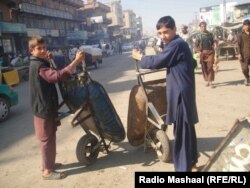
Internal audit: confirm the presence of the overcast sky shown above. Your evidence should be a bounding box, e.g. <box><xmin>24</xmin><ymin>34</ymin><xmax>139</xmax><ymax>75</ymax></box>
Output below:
<box><xmin>99</xmin><ymin>0</ymin><xmax>249</xmax><ymax>34</ymax></box>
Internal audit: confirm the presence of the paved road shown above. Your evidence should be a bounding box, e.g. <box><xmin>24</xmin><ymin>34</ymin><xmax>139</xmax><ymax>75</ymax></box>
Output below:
<box><xmin>0</xmin><ymin>54</ymin><xmax>249</xmax><ymax>187</ymax></box>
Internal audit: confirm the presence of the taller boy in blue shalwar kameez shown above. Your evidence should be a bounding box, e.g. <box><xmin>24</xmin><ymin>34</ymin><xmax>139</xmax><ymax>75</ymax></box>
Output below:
<box><xmin>132</xmin><ymin>16</ymin><xmax>199</xmax><ymax>172</ymax></box>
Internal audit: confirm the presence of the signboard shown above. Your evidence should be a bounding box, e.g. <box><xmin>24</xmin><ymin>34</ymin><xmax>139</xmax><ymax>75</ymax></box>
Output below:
<box><xmin>202</xmin><ymin>116</ymin><xmax>250</xmax><ymax>171</ymax></box>
<box><xmin>50</xmin><ymin>30</ymin><xmax>59</xmax><ymax>37</ymax></box>
<box><xmin>200</xmin><ymin>6</ymin><xmax>216</xmax><ymax>25</ymax></box>
<box><xmin>46</xmin><ymin>29</ymin><xmax>59</xmax><ymax>37</ymax></box>
<box><xmin>0</xmin><ymin>22</ymin><xmax>27</xmax><ymax>33</ymax></box>
<box><xmin>210</xmin><ymin>6</ymin><xmax>220</xmax><ymax>25</ymax></box>
<box><xmin>67</xmin><ymin>30</ymin><xmax>88</xmax><ymax>40</ymax></box>
<box><xmin>90</xmin><ymin>16</ymin><xmax>104</xmax><ymax>23</ymax></box>
<box><xmin>27</xmin><ymin>28</ymin><xmax>40</xmax><ymax>36</ymax></box>
<box><xmin>27</xmin><ymin>28</ymin><xmax>46</xmax><ymax>37</ymax></box>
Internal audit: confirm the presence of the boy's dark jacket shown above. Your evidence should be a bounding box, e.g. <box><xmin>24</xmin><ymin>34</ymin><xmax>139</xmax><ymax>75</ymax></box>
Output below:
<box><xmin>29</xmin><ymin>56</ymin><xmax>58</xmax><ymax>119</ymax></box>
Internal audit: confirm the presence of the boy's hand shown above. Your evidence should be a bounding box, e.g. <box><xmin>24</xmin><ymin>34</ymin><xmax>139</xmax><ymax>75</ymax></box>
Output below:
<box><xmin>47</xmin><ymin>51</ymin><xmax>53</xmax><ymax>59</ymax></box>
<box><xmin>75</xmin><ymin>50</ymin><xmax>85</xmax><ymax>63</ymax></box>
<box><xmin>132</xmin><ymin>49</ymin><xmax>143</xmax><ymax>61</ymax></box>
<box><xmin>71</xmin><ymin>50</ymin><xmax>85</xmax><ymax>67</ymax></box>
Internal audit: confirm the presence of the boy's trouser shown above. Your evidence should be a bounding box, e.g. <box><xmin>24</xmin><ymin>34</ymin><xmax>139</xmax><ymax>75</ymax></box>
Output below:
<box><xmin>173</xmin><ymin>102</ymin><xmax>198</xmax><ymax>172</ymax></box>
<box><xmin>200</xmin><ymin>51</ymin><xmax>215</xmax><ymax>82</ymax></box>
<box><xmin>34</xmin><ymin>116</ymin><xmax>57</xmax><ymax>171</ymax></box>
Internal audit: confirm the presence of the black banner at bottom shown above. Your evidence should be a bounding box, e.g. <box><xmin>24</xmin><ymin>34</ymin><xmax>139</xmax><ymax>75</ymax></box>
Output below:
<box><xmin>135</xmin><ymin>172</ymin><xmax>250</xmax><ymax>187</ymax></box>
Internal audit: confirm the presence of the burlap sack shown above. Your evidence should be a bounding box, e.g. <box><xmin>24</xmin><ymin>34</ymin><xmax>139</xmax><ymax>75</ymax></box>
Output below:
<box><xmin>127</xmin><ymin>79</ymin><xmax>167</xmax><ymax>146</ymax></box>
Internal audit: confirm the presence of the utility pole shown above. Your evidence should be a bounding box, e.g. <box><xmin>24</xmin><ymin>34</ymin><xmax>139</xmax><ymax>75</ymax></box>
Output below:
<box><xmin>194</xmin><ymin>12</ymin><xmax>199</xmax><ymax>30</ymax></box>
<box><xmin>223</xmin><ymin>0</ymin><xmax>227</xmax><ymax>23</ymax></box>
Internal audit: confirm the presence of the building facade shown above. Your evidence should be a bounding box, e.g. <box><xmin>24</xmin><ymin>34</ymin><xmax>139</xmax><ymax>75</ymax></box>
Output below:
<box><xmin>122</xmin><ymin>9</ymin><xmax>137</xmax><ymax>41</ymax></box>
<box><xmin>79</xmin><ymin>0</ymin><xmax>111</xmax><ymax>44</ymax></box>
<box><xmin>199</xmin><ymin>2</ymin><xmax>250</xmax><ymax>26</ymax></box>
<box><xmin>0</xmin><ymin>0</ymin><xmax>86</xmax><ymax>56</ymax></box>
<box><xmin>234</xmin><ymin>3</ymin><xmax>250</xmax><ymax>23</ymax></box>
<box><xmin>136</xmin><ymin>16</ymin><xmax>143</xmax><ymax>39</ymax></box>
<box><xmin>0</xmin><ymin>0</ymin><xmax>27</xmax><ymax>55</ymax></box>
<box><xmin>106</xmin><ymin>0</ymin><xmax>123</xmax><ymax>40</ymax></box>
<box><xmin>0</xmin><ymin>0</ymin><xmax>144</xmax><ymax>56</ymax></box>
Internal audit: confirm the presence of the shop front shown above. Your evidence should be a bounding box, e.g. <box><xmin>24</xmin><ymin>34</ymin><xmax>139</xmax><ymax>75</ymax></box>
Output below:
<box><xmin>0</xmin><ymin>22</ymin><xmax>27</xmax><ymax>56</ymax></box>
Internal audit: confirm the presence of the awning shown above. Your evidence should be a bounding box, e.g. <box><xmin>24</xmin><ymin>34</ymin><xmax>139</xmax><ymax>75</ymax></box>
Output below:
<box><xmin>220</xmin><ymin>22</ymin><xmax>242</xmax><ymax>30</ymax></box>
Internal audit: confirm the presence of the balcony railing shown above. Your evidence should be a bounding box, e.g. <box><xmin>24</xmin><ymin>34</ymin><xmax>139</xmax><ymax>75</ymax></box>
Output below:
<box><xmin>19</xmin><ymin>2</ymin><xmax>73</xmax><ymax>20</ymax></box>
<box><xmin>54</xmin><ymin>0</ymin><xmax>84</xmax><ymax>8</ymax></box>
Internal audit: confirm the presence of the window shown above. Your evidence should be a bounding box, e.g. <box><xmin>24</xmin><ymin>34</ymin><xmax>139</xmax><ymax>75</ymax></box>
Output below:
<box><xmin>2</xmin><ymin>39</ymin><xmax>13</xmax><ymax>53</ymax></box>
<box><xmin>0</xmin><ymin>9</ymin><xmax>3</xmax><ymax>21</ymax></box>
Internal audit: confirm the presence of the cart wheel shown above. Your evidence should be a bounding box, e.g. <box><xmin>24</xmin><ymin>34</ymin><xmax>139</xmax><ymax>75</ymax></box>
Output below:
<box><xmin>76</xmin><ymin>134</ymin><xmax>99</xmax><ymax>166</ymax></box>
<box><xmin>0</xmin><ymin>98</ymin><xmax>10</xmax><ymax>122</ymax></box>
<box><xmin>151</xmin><ymin>129</ymin><xmax>171</xmax><ymax>162</ymax></box>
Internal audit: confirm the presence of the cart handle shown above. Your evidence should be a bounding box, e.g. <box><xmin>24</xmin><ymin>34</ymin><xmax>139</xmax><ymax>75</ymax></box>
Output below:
<box><xmin>136</xmin><ymin>68</ymin><xmax>167</xmax><ymax>76</ymax></box>
<box><xmin>134</xmin><ymin>60</ymin><xmax>166</xmax><ymax>75</ymax></box>
<box><xmin>134</xmin><ymin>60</ymin><xmax>140</xmax><ymax>72</ymax></box>
<box><xmin>147</xmin><ymin>102</ymin><xmax>165</xmax><ymax>127</ymax></box>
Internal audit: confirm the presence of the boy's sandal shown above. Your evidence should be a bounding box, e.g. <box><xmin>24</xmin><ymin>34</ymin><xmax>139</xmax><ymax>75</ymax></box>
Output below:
<box><xmin>54</xmin><ymin>163</ymin><xmax>62</xmax><ymax>169</ymax></box>
<box><xmin>43</xmin><ymin>171</ymin><xmax>67</xmax><ymax>180</ymax></box>
<box><xmin>191</xmin><ymin>165</ymin><xmax>199</xmax><ymax>172</ymax></box>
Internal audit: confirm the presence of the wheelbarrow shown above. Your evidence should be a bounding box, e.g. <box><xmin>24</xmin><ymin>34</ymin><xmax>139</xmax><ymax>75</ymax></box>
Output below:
<box><xmin>127</xmin><ymin>61</ymin><xmax>171</xmax><ymax>162</ymax></box>
<box><xmin>53</xmin><ymin>59</ymin><xmax>125</xmax><ymax>165</ymax></box>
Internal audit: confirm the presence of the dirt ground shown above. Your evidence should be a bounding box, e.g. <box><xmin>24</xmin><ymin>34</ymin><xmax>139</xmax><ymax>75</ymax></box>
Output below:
<box><xmin>0</xmin><ymin>54</ymin><xmax>249</xmax><ymax>188</ymax></box>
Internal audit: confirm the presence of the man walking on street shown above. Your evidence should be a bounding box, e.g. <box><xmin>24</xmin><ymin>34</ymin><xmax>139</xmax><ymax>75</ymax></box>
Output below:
<box><xmin>237</xmin><ymin>19</ymin><xmax>250</xmax><ymax>86</ymax></box>
<box><xmin>195</xmin><ymin>21</ymin><xmax>216</xmax><ymax>88</ymax></box>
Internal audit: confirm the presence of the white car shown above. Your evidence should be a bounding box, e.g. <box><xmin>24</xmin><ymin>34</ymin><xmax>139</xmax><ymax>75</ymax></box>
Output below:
<box><xmin>69</xmin><ymin>45</ymin><xmax>103</xmax><ymax>68</ymax></box>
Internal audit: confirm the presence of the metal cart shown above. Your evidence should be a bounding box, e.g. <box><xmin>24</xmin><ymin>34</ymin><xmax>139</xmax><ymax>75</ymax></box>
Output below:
<box><xmin>55</xmin><ymin>60</ymin><xmax>125</xmax><ymax>166</ymax></box>
<box><xmin>127</xmin><ymin>61</ymin><xmax>171</xmax><ymax>162</ymax></box>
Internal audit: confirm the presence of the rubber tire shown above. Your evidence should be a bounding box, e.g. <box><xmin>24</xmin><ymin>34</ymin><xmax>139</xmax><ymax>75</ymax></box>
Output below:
<box><xmin>151</xmin><ymin>129</ymin><xmax>171</xmax><ymax>162</ymax></box>
<box><xmin>76</xmin><ymin>134</ymin><xmax>99</xmax><ymax>166</ymax></box>
<box><xmin>0</xmin><ymin>98</ymin><xmax>10</xmax><ymax>122</ymax></box>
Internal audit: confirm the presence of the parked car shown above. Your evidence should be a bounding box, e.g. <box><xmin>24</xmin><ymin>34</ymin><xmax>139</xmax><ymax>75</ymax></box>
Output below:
<box><xmin>80</xmin><ymin>45</ymin><xmax>103</xmax><ymax>67</ymax></box>
<box><xmin>121</xmin><ymin>42</ymin><xmax>134</xmax><ymax>52</ymax></box>
<box><xmin>0</xmin><ymin>83</ymin><xmax>18</xmax><ymax>122</ymax></box>
<box><xmin>69</xmin><ymin>45</ymin><xmax>102</xmax><ymax>69</ymax></box>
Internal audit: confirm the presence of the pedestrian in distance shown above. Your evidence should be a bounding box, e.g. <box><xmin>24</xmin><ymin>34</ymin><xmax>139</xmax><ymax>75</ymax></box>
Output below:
<box><xmin>237</xmin><ymin>19</ymin><xmax>250</xmax><ymax>86</ymax></box>
<box><xmin>195</xmin><ymin>21</ymin><xmax>216</xmax><ymax>88</ymax></box>
<box><xmin>28</xmin><ymin>36</ymin><xmax>85</xmax><ymax>180</ymax></box>
<box><xmin>132</xmin><ymin>16</ymin><xmax>199</xmax><ymax>172</ymax></box>
<box><xmin>179</xmin><ymin>25</ymin><xmax>189</xmax><ymax>42</ymax></box>
<box><xmin>118</xmin><ymin>38</ymin><xmax>123</xmax><ymax>54</ymax></box>
<box><xmin>179</xmin><ymin>25</ymin><xmax>193</xmax><ymax>52</ymax></box>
